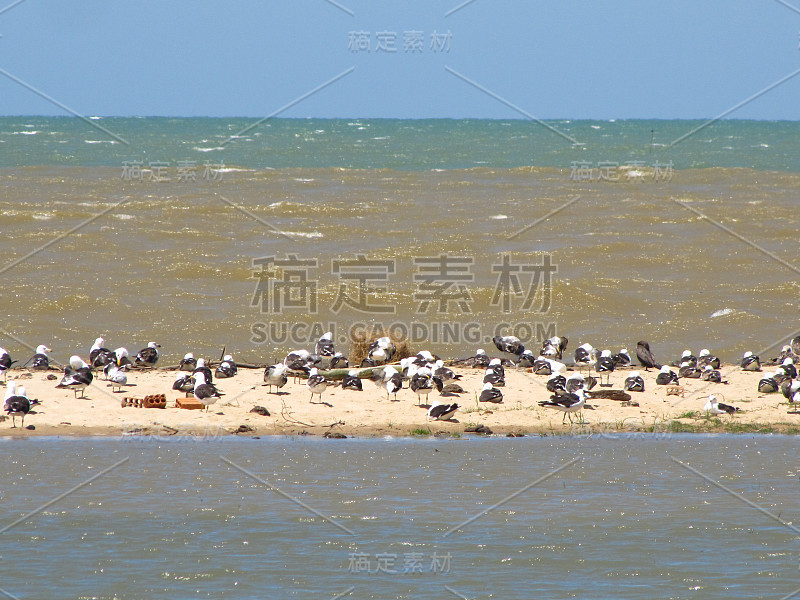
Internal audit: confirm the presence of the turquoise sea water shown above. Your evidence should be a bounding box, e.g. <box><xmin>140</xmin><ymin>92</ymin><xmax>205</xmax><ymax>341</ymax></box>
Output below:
<box><xmin>1</xmin><ymin>117</ymin><xmax>799</xmax><ymax>171</ymax></box>
<box><xmin>1</xmin><ymin>435</ymin><xmax>798</xmax><ymax>599</ymax></box>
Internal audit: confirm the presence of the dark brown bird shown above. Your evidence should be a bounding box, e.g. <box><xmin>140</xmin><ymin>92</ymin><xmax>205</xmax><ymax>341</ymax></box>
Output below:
<box><xmin>636</xmin><ymin>341</ymin><xmax>661</xmax><ymax>371</ymax></box>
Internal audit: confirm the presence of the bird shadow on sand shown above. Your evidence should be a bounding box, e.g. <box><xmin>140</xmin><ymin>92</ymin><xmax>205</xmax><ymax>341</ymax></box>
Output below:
<box><xmin>310</xmin><ymin>400</ymin><xmax>334</xmax><ymax>407</ymax></box>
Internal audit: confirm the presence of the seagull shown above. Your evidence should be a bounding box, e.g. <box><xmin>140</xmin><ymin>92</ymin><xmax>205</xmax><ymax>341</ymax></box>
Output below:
<box><xmin>565</xmin><ymin>372</ymin><xmax>591</xmax><ymax>394</ymax></box>
<box><xmin>781</xmin><ymin>358</ymin><xmax>798</xmax><ymax>379</ymax></box>
<box><xmin>698</xmin><ymin>349</ymin><xmax>720</xmax><ymax>369</ymax></box>
<box><xmin>700</xmin><ymin>365</ymin><xmax>724</xmax><ymax>383</ymax></box>
<box><xmin>546</xmin><ymin>372</ymin><xmax>567</xmax><ymax>393</ymax></box>
<box><xmin>538</xmin><ymin>389</ymin><xmax>586</xmax><ymax>423</ymax></box>
<box><xmin>114</xmin><ymin>347</ymin><xmax>132</xmax><ymax>370</ymax></box>
<box><xmin>315</xmin><ymin>332</ymin><xmax>335</xmax><ymax>369</ymax></box>
<box><xmin>773</xmin><ymin>366</ymin><xmax>793</xmax><ymax>386</ymax></box>
<box><xmin>655</xmin><ymin>366</ymin><xmax>679</xmax><ymax>385</ymax></box>
<box><xmin>342</xmin><ymin>370</ymin><xmax>363</xmax><ymax>391</ymax></box>
<box><xmin>410</xmin><ymin>369</ymin><xmax>435</xmax><ymax>405</ymax></box>
<box><xmin>90</xmin><ymin>337</ymin><xmax>116</xmax><ymax>369</ymax></box>
<box><xmin>193</xmin><ymin>358</ymin><xmax>214</xmax><ymax>385</ymax></box>
<box><xmin>215</xmin><ymin>354</ymin><xmax>237</xmax><ymax>379</ymax></box>
<box><xmin>704</xmin><ymin>394</ymin><xmax>739</xmax><ymax>415</ymax></box>
<box><xmin>483</xmin><ymin>360</ymin><xmax>505</xmax><ymax>387</ymax></box>
<box><xmin>540</xmin><ymin>336</ymin><xmax>568</xmax><ymax>360</ymax></box>
<box><xmin>432</xmin><ymin>360</ymin><xmax>461</xmax><ymax>382</ymax></box>
<box><xmin>595</xmin><ymin>350</ymin><xmax>615</xmax><ymax>385</ymax></box>
<box><xmin>330</xmin><ymin>352</ymin><xmax>349</xmax><ymax>370</ymax></box>
<box><xmin>679</xmin><ymin>350</ymin><xmax>697</xmax><ymax>368</ymax></box>
<box><xmin>493</xmin><ymin>335</ymin><xmax>525</xmax><ymax>360</ymax></box>
<box><xmin>306</xmin><ymin>367</ymin><xmax>329</xmax><ymax>403</ymax></box>
<box><xmin>172</xmin><ymin>372</ymin><xmax>195</xmax><ymax>396</ymax></box>
<box><xmin>678</xmin><ymin>364</ymin><xmax>702</xmax><ymax>379</ymax></box>
<box><xmin>367</xmin><ymin>337</ymin><xmax>396</xmax><ymax>365</ymax></box>
<box><xmin>56</xmin><ymin>355</ymin><xmax>93</xmax><ymax>398</ymax></box>
<box><xmin>465</xmin><ymin>348</ymin><xmax>491</xmax><ymax>369</ymax></box>
<box><xmin>758</xmin><ymin>372</ymin><xmax>779</xmax><ymax>394</ymax></box>
<box><xmin>0</xmin><ymin>348</ymin><xmax>16</xmax><ymax>382</ymax></box>
<box><xmin>516</xmin><ymin>350</ymin><xmax>537</xmax><ymax>368</ymax></box>
<box><xmin>179</xmin><ymin>352</ymin><xmax>197</xmax><ymax>371</ymax></box>
<box><xmin>479</xmin><ymin>382</ymin><xmax>503</xmax><ymax>403</ymax></box>
<box><xmin>106</xmin><ymin>364</ymin><xmax>128</xmax><ymax>392</ymax></box>
<box><xmin>378</xmin><ymin>366</ymin><xmax>403</xmax><ymax>401</ymax></box>
<box><xmin>774</xmin><ymin>345</ymin><xmax>796</xmax><ymax>364</ymax></box>
<box><xmin>263</xmin><ymin>363</ymin><xmax>288</xmax><ymax>393</ymax></box>
<box><xmin>4</xmin><ymin>384</ymin><xmax>31</xmax><ymax>428</ymax></box>
<box><xmin>30</xmin><ymin>345</ymin><xmax>52</xmax><ymax>370</ymax></box>
<box><xmin>782</xmin><ymin>379</ymin><xmax>800</xmax><ymax>403</ymax></box>
<box><xmin>574</xmin><ymin>343</ymin><xmax>596</xmax><ymax>373</ymax></box>
<box><xmin>623</xmin><ymin>371</ymin><xmax>645</xmax><ymax>392</ymax></box>
<box><xmin>636</xmin><ymin>341</ymin><xmax>660</xmax><ymax>371</ymax></box>
<box><xmin>428</xmin><ymin>401</ymin><xmax>459</xmax><ymax>421</ymax></box>
<box><xmin>135</xmin><ymin>342</ymin><xmax>161</xmax><ymax>367</ymax></box>
<box><xmin>740</xmin><ymin>351</ymin><xmax>761</xmax><ymax>372</ymax></box>
<box><xmin>612</xmin><ymin>348</ymin><xmax>632</xmax><ymax>368</ymax></box>
<box><xmin>193</xmin><ymin>371</ymin><xmax>223</xmax><ymax>412</ymax></box>
<box><xmin>284</xmin><ymin>349</ymin><xmax>316</xmax><ymax>380</ymax></box>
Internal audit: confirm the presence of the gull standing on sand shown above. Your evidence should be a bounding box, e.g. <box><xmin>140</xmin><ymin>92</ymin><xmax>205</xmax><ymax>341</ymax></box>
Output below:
<box><xmin>0</xmin><ymin>348</ymin><xmax>15</xmax><ymax>382</ymax></box>
<box><xmin>538</xmin><ymin>389</ymin><xmax>586</xmax><ymax>424</ymax></box>
<box><xmin>193</xmin><ymin>358</ymin><xmax>214</xmax><ymax>384</ymax></box>
<box><xmin>375</xmin><ymin>365</ymin><xmax>403</xmax><ymax>401</ymax></box>
<box><xmin>106</xmin><ymin>364</ymin><xmax>128</xmax><ymax>392</ymax></box>
<box><xmin>56</xmin><ymin>355</ymin><xmax>93</xmax><ymax>398</ymax></box>
<box><xmin>193</xmin><ymin>371</ymin><xmax>223</xmax><ymax>412</ymax></box>
<box><xmin>114</xmin><ymin>348</ymin><xmax>132</xmax><ymax>370</ymax></box>
<box><xmin>315</xmin><ymin>332</ymin><xmax>335</xmax><ymax>369</ymax></box>
<box><xmin>4</xmin><ymin>384</ymin><xmax>31</xmax><ymax>428</ymax></box>
<box><xmin>306</xmin><ymin>367</ymin><xmax>329</xmax><ymax>403</ymax></box>
<box><xmin>595</xmin><ymin>350</ymin><xmax>615</xmax><ymax>385</ymax></box>
<box><xmin>410</xmin><ymin>368</ymin><xmax>435</xmax><ymax>405</ymax></box>
<box><xmin>30</xmin><ymin>345</ymin><xmax>52</xmax><ymax>370</ymax></box>
<box><xmin>135</xmin><ymin>342</ymin><xmax>161</xmax><ymax>367</ymax></box>
<box><xmin>263</xmin><ymin>363</ymin><xmax>288</xmax><ymax>393</ymax></box>
<box><xmin>781</xmin><ymin>380</ymin><xmax>800</xmax><ymax>403</ymax></box>
<box><xmin>90</xmin><ymin>337</ymin><xmax>116</xmax><ymax>369</ymax></box>
<box><xmin>574</xmin><ymin>343</ymin><xmax>597</xmax><ymax>374</ymax></box>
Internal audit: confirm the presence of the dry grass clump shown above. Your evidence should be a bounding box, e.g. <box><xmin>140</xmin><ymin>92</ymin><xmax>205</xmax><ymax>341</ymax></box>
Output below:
<box><xmin>348</xmin><ymin>324</ymin><xmax>413</xmax><ymax>365</ymax></box>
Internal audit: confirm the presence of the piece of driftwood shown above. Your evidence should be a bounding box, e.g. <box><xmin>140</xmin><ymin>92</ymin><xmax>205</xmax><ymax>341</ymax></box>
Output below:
<box><xmin>587</xmin><ymin>389</ymin><xmax>632</xmax><ymax>402</ymax></box>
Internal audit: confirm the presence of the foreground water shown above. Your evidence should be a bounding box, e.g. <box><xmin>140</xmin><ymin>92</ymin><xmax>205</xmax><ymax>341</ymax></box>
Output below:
<box><xmin>1</xmin><ymin>435</ymin><xmax>798</xmax><ymax>599</ymax></box>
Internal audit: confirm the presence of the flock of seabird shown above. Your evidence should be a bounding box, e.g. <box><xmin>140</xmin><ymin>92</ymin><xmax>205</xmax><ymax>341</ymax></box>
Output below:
<box><xmin>2</xmin><ymin>331</ymin><xmax>799</xmax><ymax>428</ymax></box>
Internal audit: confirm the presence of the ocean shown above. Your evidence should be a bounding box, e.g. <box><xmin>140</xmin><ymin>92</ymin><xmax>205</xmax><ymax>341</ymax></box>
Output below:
<box><xmin>1</xmin><ymin>435</ymin><xmax>798</xmax><ymax>599</ymax></box>
<box><xmin>1</xmin><ymin>117</ymin><xmax>799</xmax><ymax>365</ymax></box>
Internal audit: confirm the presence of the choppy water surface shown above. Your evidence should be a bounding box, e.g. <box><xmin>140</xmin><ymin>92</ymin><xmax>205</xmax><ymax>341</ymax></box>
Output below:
<box><xmin>0</xmin><ymin>435</ymin><xmax>798</xmax><ymax>599</ymax></box>
<box><xmin>1</xmin><ymin>117</ymin><xmax>799</xmax><ymax>364</ymax></box>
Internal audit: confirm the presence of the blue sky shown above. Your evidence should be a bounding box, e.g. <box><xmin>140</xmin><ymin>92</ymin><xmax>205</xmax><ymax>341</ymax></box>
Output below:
<box><xmin>0</xmin><ymin>0</ymin><xmax>798</xmax><ymax>119</ymax></box>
